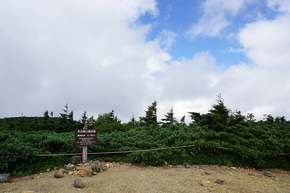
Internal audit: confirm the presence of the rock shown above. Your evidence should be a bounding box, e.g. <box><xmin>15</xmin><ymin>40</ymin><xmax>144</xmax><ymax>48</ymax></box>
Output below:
<box><xmin>0</xmin><ymin>173</ymin><xmax>11</xmax><ymax>183</ymax></box>
<box><xmin>66</xmin><ymin>167</ymin><xmax>75</xmax><ymax>172</ymax></box>
<box><xmin>205</xmin><ymin>170</ymin><xmax>213</xmax><ymax>175</ymax></box>
<box><xmin>74</xmin><ymin>178</ymin><xmax>85</xmax><ymax>188</ymax></box>
<box><xmin>94</xmin><ymin>160</ymin><xmax>102</xmax><ymax>165</ymax></box>
<box><xmin>54</xmin><ymin>171</ymin><xmax>63</xmax><ymax>178</ymax></box>
<box><xmin>76</xmin><ymin>166</ymin><xmax>85</xmax><ymax>171</ymax></box>
<box><xmin>201</xmin><ymin>181</ymin><xmax>208</xmax><ymax>187</ymax></box>
<box><xmin>185</xmin><ymin>165</ymin><xmax>190</xmax><ymax>168</ymax></box>
<box><xmin>263</xmin><ymin>171</ymin><xmax>273</xmax><ymax>177</ymax></box>
<box><xmin>90</xmin><ymin>164</ymin><xmax>102</xmax><ymax>173</ymax></box>
<box><xmin>84</xmin><ymin>163</ymin><xmax>90</xmax><ymax>166</ymax></box>
<box><xmin>102</xmin><ymin>166</ymin><xmax>108</xmax><ymax>171</ymax></box>
<box><xmin>68</xmin><ymin>171</ymin><xmax>74</xmax><ymax>175</ymax></box>
<box><xmin>23</xmin><ymin>191</ymin><xmax>34</xmax><ymax>193</ymax></box>
<box><xmin>215</xmin><ymin>179</ymin><xmax>225</xmax><ymax>185</ymax></box>
<box><xmin>70</xmin><ymin>156</ymin><xmax>82</xmax><ymax>165</ymax></box>
<box><xmin>77</xmin><ymin>163</ymin><xmax>84</xmax><ymax>166</ymax></box>
<box><xmin>183</xmin><ymin>162</ymin><xmax>188</xmax><ymax>166</ymax></box>
<box><xmin>59</xmin><ymin>168</ymin><xmax>67</xmax><ymax>173</ymax></box>
<box><xmin>79</xmin><ymin>166</ymin><xmax>93</xmax><ymax>177</ymax></box>
<box><xmin>96</xmin><ymin>157</ymin><xmax>104</xmax><ymax>162</ymax></box>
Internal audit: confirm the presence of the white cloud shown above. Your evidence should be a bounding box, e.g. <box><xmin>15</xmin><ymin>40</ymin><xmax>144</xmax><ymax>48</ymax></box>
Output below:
<box><xmin>187</xmin><ymin>0</ymin><xmax>245</xmax><ymax>39</ymax></box>
<box><xmin>160</xmin><ymin>0</ymin><xmax>290</xmax><ymax>121</ymax></box>
<box><xmin>0</xmin><ymin>0</ymin><xmax>163</xmax><ymax>121</ymax></box>
<box><xmin>215</xmin><ymin>1</ymin><xmax>290</xmax><ymax>119</ymax></box>
<box><xmin>238</xmin><ymin>13</ymin><xmax>290</xmax><ymax>69</ymax></box>
<box><xmin>267</xmin><ymin>0</ymin><xmax>290</xmax><ymax>12</ymax></box>
<box><xmin>157</xmin><ymin>29</ymin><xmax>178</xmax><ymax>51</ymax></box>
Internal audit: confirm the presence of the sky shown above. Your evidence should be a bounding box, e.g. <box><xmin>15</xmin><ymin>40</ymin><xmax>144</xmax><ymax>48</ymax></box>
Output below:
<box><xmin>0</xmin><ymin>0</ymin><xmax>290</xmax><ymax>123</ymax></box>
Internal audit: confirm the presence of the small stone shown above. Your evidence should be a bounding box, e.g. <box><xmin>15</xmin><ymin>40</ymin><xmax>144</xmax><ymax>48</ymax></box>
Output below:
<box><xmin>93</xmin><ymin>172</ymin><xmax>98</xmax><ymax>175</ymax></box>
<box><xmin>205</xmin><ymin>170</ymin><xmax>213</xmax><ymax>175</ymax></box>
<box><xmin>201</xmin><ymin>181</ymin><xmax>208</xmax><ymax>187</ymax></box>
<box><xmin>183</xmin><ymin>162</ymin><xmax>188</xmax><ymax>166</ymax></box>
<box><xmin>68</xmin><ymin>171</ymin><xmax>74</xmax><ymax>175</ymax></box>
<box><xmin>231</xmin><ymin>167</ymin><xmax>236</xmax><ymax>170</ymax></box>
<box><xmin>46</xmin><ymin>169</ymin><xmax>50</xmax><ymax>172</ymax></box>
<box><xmin>70</xmin><ymin>156</ymin><xmax>82</xmax><ymax>165</ymax></box>
<box><xmin>59</xmin><ymin>168</ymin><xmax>66</xmax><ymax>173</ymax></box>
<box><xmin>185</xmin><ymin>165</ymin><xmax>190</xmax><ymax>168</ymax></box>
<box><xmin>263</xmin><ymin>171</ymin><xmax>273</xmax><ymax>177</ymax></box>
<box><xmin>74</xmin><ymin>178</ymin><xmax>85</xmax><ymax>188</ymax></box>
<box><xmin>0</xmin><ymin>173</ymin><xmax>11</xmax><ymax>183</ymax></box>
<box><xmin>102</xmin><ymin>165</ymin><xmax>108</xmax><ymax>171</ymax></box>
<box><xmin>206</xmin><ymin>181</ymin><xmax>211</xmax><ymax>184</ymax></box>
<box><xmin>215</xmin><ymin>179</ymin><xmax>225</xmax><ymax>185</ymax></box>
<box><xmin>90</xmin><ymin>164</ymin><xmax>102</xmax><ymax>173</ymax></box>
<box><xmin>84</xmin><ymin>163</ymin><xmax>90</xmax><ymax>166</ymax></box>
<box><xmin>77</xmin><ymin>163</ymin><xmax>84</xmax><ymax>166</ymax></box>
<box><xmin>76</xmin><ymin>166</ymin><xmax>85</xmax><ymax>171</ymax></box>
<box><xmin>94</xmin><ymin>160</ymin><xmax>102</xmax><ymax>165</ymax></box>
<box><xmin>66</xmin><ymin>167</ymin><xmax>75</xmax><ymax>172</ymax></box>
<box><xmin>54</xmin><ymin>171</ymin><xmax>63</xmax><ymax>178</ymax></box>
<box><xmin>79</xmin><ymin>166</ymin><xmax>93</xmax><ymax>177</ymax></box>
<box><xmin>23</xmin><ymin>191</ymin><xmax>34</xmax><ymax>193</ymax></box>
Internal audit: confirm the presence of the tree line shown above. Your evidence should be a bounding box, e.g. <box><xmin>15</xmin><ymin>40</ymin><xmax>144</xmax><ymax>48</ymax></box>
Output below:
<box><xmin>0</xmin><ymin>95</ymin><xmax>288</xmax><ymax>133</ymax></box>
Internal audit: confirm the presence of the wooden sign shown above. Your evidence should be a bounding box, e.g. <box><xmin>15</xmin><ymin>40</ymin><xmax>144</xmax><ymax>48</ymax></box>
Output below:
<box><xmin>75</xmin><ymin>129</ymin><xmax>97</xmax><ymax>146</ymax></box>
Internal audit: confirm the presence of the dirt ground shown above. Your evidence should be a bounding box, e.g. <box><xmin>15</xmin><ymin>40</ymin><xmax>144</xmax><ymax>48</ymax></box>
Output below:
<box><xmin>1</xmin><ymin>164</ymin><xmax>289</xmax><ymax>193</ymax></box>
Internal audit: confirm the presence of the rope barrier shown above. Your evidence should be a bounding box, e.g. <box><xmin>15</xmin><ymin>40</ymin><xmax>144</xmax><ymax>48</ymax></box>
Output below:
<box><xmin>36</xmin><ymin>144</ymin><xmax>231</xmax><ymax>157</ymax></box>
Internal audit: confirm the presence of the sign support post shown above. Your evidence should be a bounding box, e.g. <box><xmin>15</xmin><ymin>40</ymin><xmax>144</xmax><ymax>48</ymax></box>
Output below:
<box><xmin>82</xmin><ymin>123</ymin><xmax>88</xmax><ymax>163</ymax></box>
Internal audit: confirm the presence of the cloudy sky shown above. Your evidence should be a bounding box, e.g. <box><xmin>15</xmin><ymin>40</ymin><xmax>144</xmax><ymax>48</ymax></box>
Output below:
<box><xmin>1</xmin><ymin>0</ymin><xmax>290</xmax><ymax>123</ymax></box>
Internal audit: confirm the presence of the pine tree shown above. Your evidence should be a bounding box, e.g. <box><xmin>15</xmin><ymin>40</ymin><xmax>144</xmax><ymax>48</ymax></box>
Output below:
<box><xmin>139</xmin><ymin>100</ymin><xmax>158</xmax><ymax>127</ymax></box>
<box><xmin>161</xmin><ymin>107</ymin><xmax>177</xmax><ymax>126</ymax></box>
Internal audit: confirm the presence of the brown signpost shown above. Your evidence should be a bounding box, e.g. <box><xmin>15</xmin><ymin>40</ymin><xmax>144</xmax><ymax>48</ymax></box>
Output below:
<box><xmin>75</xmin><ymin>123</ymin><xmax>97</xmax><ymax>163</ymax></box>
<box><xmin>75</xmin><ymin>129</ymin><xmax>97</xmax><ymax>146</ymax></box>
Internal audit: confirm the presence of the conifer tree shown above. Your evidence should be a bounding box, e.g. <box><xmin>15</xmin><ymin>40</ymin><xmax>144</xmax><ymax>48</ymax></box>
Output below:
<box><xmin>161</xmin><ymin>107</ymin><xmax>177</xmax><ymax>125</ymax></box>
<box><xmin>139</xmin><ymin>100</ymin><xmax>158</xmax><ymax>127</ymax></box>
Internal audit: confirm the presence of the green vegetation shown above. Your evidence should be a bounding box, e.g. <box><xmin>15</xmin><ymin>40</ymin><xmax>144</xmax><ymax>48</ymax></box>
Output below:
<box><xmin>0</xmin><ymin>96</ymin><xmax>289</xmax><ymax>176</ymax></box>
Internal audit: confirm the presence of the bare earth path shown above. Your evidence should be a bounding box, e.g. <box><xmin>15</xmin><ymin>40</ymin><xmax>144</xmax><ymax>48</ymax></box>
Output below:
<box><xmin>1</xmin><ymin>164</ymin><xmax>289</xmax><ymax>193</ymax></box>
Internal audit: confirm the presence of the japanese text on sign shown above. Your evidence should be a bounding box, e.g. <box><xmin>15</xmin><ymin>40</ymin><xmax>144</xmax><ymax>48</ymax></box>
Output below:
<box><xmin>75</xmin><ymin>129</ymin><xmax>97</xmax><ymax>146</ymax></box>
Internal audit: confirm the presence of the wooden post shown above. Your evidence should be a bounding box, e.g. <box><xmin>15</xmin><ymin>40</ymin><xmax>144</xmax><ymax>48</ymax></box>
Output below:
<box><xmin>82</xmin><ymin>123</ymin><xmax>88</xmax><ymax>163</ymax></box>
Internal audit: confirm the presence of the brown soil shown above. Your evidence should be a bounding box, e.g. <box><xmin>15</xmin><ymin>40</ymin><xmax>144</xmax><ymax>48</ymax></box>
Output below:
<box><xmin>1</xmin><ymin>164</ymin><xmax>289</xmax><ymax>193</ymax></box>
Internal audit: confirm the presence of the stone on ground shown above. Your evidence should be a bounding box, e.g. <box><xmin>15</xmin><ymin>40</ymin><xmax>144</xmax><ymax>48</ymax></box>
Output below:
<box><xmin>70</xmin><ymin>156</ymin><xmax>82</xmax><ymax>165</ymax></box>
<box><xmin>263</xmin><ymin>171</ymin><xmax>273</xmax><ymax>177</ymax></box>
<box><xmin>54</xmin><ymin>171</ymin><xmax>63</xmax><ymax>178</ymax></box>
<box><xmin>74</xmin><ymin>178</ymin><xmax>85</xmax><ymax>188</ymax></box>
<box><xmin>0</xmin><ymin>173</ymin><xmax>10</xmax><ymax>183</ymax></box>
<box><xmin>79</xmin><ymin>166</ymin><xmax>93</xmax><ymax>177</ymax></box>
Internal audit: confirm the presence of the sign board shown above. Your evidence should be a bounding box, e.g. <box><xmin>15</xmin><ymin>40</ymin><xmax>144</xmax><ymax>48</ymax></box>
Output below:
<box><xmin>75</xmin><ymin>129</ymin><xmax>97</xmax><ymax>146</ymax></box>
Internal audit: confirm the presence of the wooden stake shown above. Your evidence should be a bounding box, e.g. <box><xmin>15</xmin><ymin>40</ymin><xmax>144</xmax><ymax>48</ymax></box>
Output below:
<box><xmin>82</xmin><ymin>123</ymin><xmax>88</xmax><ymax>163</ymax></box>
